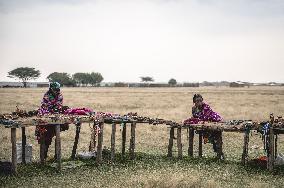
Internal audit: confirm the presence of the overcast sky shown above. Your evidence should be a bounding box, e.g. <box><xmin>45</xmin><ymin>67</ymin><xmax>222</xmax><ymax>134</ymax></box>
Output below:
<box><xmin>0</xmin><ymin>0</ymin><xmax>284</xmax><ymax>83</ymax></box>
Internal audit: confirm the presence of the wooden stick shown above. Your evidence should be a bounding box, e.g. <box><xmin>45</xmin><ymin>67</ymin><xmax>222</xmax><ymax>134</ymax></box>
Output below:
<box><xmin>11</xmin><ymin>128</ymin><xmax>17</xmax><ymax>174</ymax></box>
<box><xmin>111</xmin><ymin>123</ymin><xmax>116</xmax><ymax>163</ymax></box>
<box><xmin>167</xmin><ymin>127</ymin><xmax>174</xmax><ymax>157</ymax></box>
<box><xmin>188</xmin><ymin>128</ymin><xmax>194</xmax><ymax>157</ymax></box>
<box><xmin>198</xmin><ymin>132</ymin><xmax>203</xmax><ymax>157</ymax></box>
<box><xmin>177</xmin><ymin>126</ymin><xmax>182</xmax><ymax>159</ymax></box>
<box><xmin>242</xmin><ymin>129</ymin><xmax>250</xmax><ymax>165</ymax></box>
<box><xmin>96</xmin><ymin>122</ymin><xmax>104</xmax><ymax>164</ymax></box>
<box><xmin>21</xmin><ymin>127</ymin><xmax>26</xmax><ymax>164</ymax></box>
<box><xmin>129</xmin><ymin>121</ymin><xmax>136</xmax><ymax>160</ymax></box>
<box><xmin>71</xmin><ymin>123</ymin><xmax>81</xmax><ymax>159</ymax></box>
<box><xmin>122</xmin><ymin>123</ymin><xmax>127</xmax><ymax>157</ymax></box>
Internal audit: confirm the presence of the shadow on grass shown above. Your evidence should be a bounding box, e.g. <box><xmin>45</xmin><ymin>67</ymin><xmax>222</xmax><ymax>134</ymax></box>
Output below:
<box><xmin>1</xmin><ymin>151</ymin><xmax>284</xmax><ymax>179</ymax></box>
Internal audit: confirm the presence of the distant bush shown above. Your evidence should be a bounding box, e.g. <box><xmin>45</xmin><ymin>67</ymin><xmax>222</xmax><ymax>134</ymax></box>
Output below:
<box><xmin>183</xmin><ymin>83</ymin><xmax>199</xmax><ymax>87</ymax></box>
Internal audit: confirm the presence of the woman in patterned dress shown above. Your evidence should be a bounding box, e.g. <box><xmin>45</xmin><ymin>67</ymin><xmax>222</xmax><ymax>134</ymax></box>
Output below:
<box><xmin>35</xmin><ymin>82</ymin><xmax>69</xmax><ymax>160</ymax></box>
<box><xmin>184</xmin><ymin>94</ymin><xmax>223</xmax><ymax>155</ymax></box>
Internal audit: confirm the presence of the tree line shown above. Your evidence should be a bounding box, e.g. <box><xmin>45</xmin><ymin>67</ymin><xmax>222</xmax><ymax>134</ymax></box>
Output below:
<box><xmin>7</xmin><ymin>67</ymin><xmax>104</xmax><ymax>87</ymax></box>
<box><xmin>47</xmin><ymin>72</ymin><xmax>103</xmax><ymax>87</ymax></box>
<box><xmin>7</xmin><ymin>67</ymin><xmax>181</xmax><ymax>88</ymax></box>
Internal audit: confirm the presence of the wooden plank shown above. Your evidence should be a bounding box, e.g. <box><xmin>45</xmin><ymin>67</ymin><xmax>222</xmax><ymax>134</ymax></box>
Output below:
<box><xmin>167</xmin><ymin>127</ymin><xmax>174</xmax><ymax>157</ymax></box>
<box><xmin>241</xmin><ymin>130</ymin><xmax>250</xmax><ymax>165</ymax></box>
<box><xmin>198</xmin><ymin>132</ymin><xmax>203</xmax><ymax>157</ymax></box>
<box><xmin>121</xmin><ymin>123</ymin><xmax>127</xmax><ymax>157</ymax></box>
<box><xmin>177</xmin><ymin>126</ymin><xmax>182</xmax><ymax>159</ymax></box>
<box><xmin>55</xmin><ymin>124</ymin><xmax>61</xmax><ymax>171</ymax></box>
<box><xmin>111</xmin><ymin>123</ymin><xmax>116</xmax><ymax>163</ymax></box>
<box><xmin>21</xmin><ymin>127</ymin><xmax>26</xmax><ymax>164</ymax></box>
<box><xmin>188</xmin><ymin>128</ymin><xmax>194</xmax><ymax>157</ymax></box>
<box><xmin>11</xmin><ymin>128</ymin><xmax>17</xmax><ymax>174</ymax></box>
<box><xmin>129</xmin><ymin>121</ymin><xmax>136</xmax><ymax>160</ymax></box>
<box><xmin>96</xmin><ymin>122</ymin><xmax>104</xmax><ymax>164</ymax></box>
<box><xmin>71</xmin><ymin>123</ymin><xmax>81</xmax><ymax>159</ymax></box>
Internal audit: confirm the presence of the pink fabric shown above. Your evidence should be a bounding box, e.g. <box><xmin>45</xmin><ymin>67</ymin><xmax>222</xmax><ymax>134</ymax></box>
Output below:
<box><xmin>64</xmin><ymin>108</ymin><xmax>93</xmax><ymax>115</ymax></box>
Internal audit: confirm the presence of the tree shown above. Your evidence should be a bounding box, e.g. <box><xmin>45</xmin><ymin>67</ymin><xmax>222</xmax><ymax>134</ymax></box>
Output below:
<box><xmin>168</xmin><ymin>78</ymin><xmax>177</xmax><ymax>86</ymax></box>
<box><xmin>140</xmin><ymin>76</ymin><xmax>154</xmax><ymax>82</ymax></box>
<box><xmin>7</xmin><ymin>67</ymin><xmax>40</xmax><ymax>88</ymax></box>
<box><xmin>47</xmin><ymin>72</ymin><xmax>75</xmax><ymax>87</ymax></box>
<box><xmin>73</xmin><ymin>72</ymin><xmax>104</xmax><ymax>87</ymax></box>
<box><xmin>89</xmin><ymin>72</ymin><xmax>104</xmax><ymax>86</ymax></box>
<box><xmin>73</xmin><ymin>73</ymin><xmax>89</xmax><ymax>86</ymax></box>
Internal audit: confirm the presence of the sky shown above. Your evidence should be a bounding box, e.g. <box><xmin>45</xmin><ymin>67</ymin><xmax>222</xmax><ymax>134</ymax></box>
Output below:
<box><xmin>0</xmin><ymin>0</ymin><xmax>284</xmax><ymax>83</ymax></box>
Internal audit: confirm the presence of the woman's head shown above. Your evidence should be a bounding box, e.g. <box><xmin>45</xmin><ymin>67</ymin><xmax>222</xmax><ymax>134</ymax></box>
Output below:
<box><xmin>49</xmin><ymin>82</ymin><xmax>61</xmax><ymax>95</ymax></box>
<box><xmin>193</xmin><ymin>94</ymin><xmax>203</xmax><ymax>107</ymax></box>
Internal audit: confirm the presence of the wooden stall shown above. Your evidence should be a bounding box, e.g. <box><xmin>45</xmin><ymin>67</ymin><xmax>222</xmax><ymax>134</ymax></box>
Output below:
<box><xmin>166</xmin><ymin>115</ymin><xmax>284</xmax><ymax>171</ymax></box>
<box><xmin>1</xmin><ymin>112</ymin><xmax>283</xmax><ymax>175</ymax></box>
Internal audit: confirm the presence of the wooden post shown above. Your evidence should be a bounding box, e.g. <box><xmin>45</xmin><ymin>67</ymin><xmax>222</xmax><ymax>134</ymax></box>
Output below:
<box><xmin>242</xmin><ymin>129</ymin><xmax>250</xmax><ymax>165</ymax></box>
<box><xmin>121</xmin><ymin>123</ymin><xmax>127</xmax><ymax>157</ymax></box>
<box><xmin>71</xmin><ymin>123</ymin><xmax>81</xmax><ymax>159</ymax></box>
<box><xmin>11</xmin><ymin>128</ymin><xmax>17</xmax><ymax>174</ymax></box>
<box><xmin>198</xmin><ymin>131</ymin><xmax>203</xmax><ymax>157</ymax></box>
<box><xmin>96</xmin><ymin>122</ymin><xmax>104</xmax><ymax>164</ymax></box>
<box><xmin>54</xmin><ymin>137</ymin><xmax>57</xmax><ymax>160</ymax></box>
<box><xmin>177</xmin><ymin>126</ymin><xmax>182</xmax><ymax>159</ymax></box>
<box><xmin>268</xmin><ymin>115</ymin><xmax>275</xmax><ymax>171</ymax></box>
<box><xmin>55</xmin><ymin>124</ymin><xmax>61</xmax><ymax>171</ymax></box>
<box><xmin>275</xmin><ymin>134</ymin><xmax>278</xmax><ymax>159</ymax></box>
<box><xmin>268</xmin><ymin>128</ymin><xmax>275</xmax><ymax>171</ymax></box>
<box><xmin>129</xmin><ymin>121</ymin><xmax>136</xmax><ymax>160</ymax></box>
<box><xmin>89</xmin><ymin>123</ymin><xmax>97</xmax><ymax>152</ymax></box>
<box><xmin>111</xmin><ymin>123</ymin><xmax>116</xmax><ymax>163</ymax></box>
<box><xmin>167</xmin><ymin>127</ymin><xmax>174</xmax><ymax>157</ymax></box>
<box><xmin>40</xmin><ymin>133</ymin><xmax>46</xmax><ymax>164</ymax></box>
<box><xmin>21</xmin><ymin>127</ymin><xmax>26</xmax><ymax>164</ymax></box>
<box><xmin>217</xmin><ymin>131</ymin><xmax>224</xmax><ymax>160</ymax></box>
<box><xmin>188</xmin><ymin>128</ymin><xmax>194</xmax><ymax>157</ymax></box>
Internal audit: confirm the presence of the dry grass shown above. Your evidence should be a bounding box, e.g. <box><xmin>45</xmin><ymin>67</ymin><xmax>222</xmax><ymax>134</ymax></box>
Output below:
<box><xmin>0</xmin><ymin>86</ymin><xmax>284</xmax><ymax>187</ymax></box>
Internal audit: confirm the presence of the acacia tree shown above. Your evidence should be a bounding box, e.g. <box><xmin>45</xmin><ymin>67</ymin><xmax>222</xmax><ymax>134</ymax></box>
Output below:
<box><xmin>140</xmin><ymin>76</ymin><xmax>154</xmax><ymax>82</ymax></box>
<box><xmin>168</xmin><ymin>78</ymin><xmax>177</xmax><ymax>86</ymax></box>
<box><xmin>7</xmin><ymin>67</ymin><xmax>40</xmax><ymax>88</ymax></box>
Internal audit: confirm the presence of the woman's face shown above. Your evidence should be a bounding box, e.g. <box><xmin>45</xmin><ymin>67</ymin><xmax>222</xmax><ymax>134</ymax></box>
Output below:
<box><xmin>51</xmin><ymin>88</ymin><xmax>60</xmax><ymax>95</ymax></box>
<box><xmin>194</xmin><ymin>97</ymin><xmax>203</xmax><ymax>108</ymax></box>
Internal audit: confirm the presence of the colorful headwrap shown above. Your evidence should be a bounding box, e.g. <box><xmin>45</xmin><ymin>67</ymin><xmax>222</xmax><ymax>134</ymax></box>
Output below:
<box><xmin>49</xmin><ymin>82</ymin><xmax>61</xmax><ymax>89</ymax></box>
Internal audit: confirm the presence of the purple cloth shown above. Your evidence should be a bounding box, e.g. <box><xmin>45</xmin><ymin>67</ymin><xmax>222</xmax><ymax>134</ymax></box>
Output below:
<box><xmin>184</xmin><ymin>102</ymin><xmax>222</xmax><ymax>124</ymax></box>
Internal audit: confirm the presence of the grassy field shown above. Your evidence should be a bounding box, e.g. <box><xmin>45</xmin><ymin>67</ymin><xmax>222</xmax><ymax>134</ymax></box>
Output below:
<box><xmin>0</xmin><ymin>87</ymin><xmax>284</xmax><ymax>187</ymax></box>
